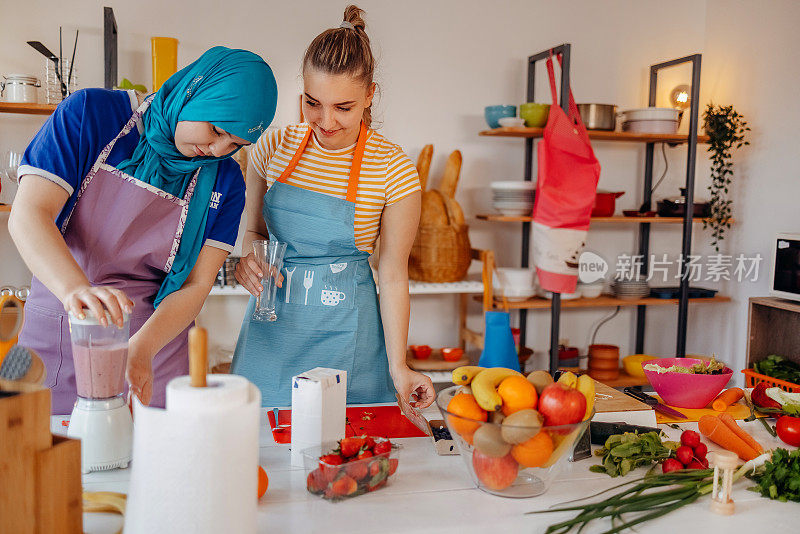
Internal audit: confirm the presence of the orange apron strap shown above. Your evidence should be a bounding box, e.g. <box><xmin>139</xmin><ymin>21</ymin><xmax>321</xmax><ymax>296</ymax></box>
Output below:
<box><xmin>345</xmin><ymin>123</ymin><xmax>368</xmax><ymax>203</ymax></box>
<box><xmin>276</xmin><ymin>127</ymin><xmax>312</xmax><ymax>183</ymax></box>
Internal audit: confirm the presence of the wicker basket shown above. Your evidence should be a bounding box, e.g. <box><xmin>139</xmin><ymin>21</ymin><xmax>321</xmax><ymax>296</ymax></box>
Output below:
<box><xmin>409</xmin><ymin>191</ymin><xmax>471</xmax><ymax>283</ymax></box>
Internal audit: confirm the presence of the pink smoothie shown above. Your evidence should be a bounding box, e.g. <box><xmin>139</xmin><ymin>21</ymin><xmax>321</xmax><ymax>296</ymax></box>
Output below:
<box><xmin>72</xmin><ymin>342</ymin><xmax>128</xmax><ymax>399</ymax></box>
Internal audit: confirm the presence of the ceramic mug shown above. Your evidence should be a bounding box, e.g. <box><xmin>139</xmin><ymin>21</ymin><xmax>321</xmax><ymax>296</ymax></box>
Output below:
<box><xmin>320</xmin><ymin>289</ymin><xmax>346</xmax><ymax>306</ymax></box>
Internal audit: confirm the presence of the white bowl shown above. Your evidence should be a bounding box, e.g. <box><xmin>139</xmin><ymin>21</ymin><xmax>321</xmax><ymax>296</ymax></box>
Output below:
<box><xmin>493</xmin><ymin>268</ymin><xmax>536</xmax><ymax>288</ymax></box>
<box><xmin>491</xmin><ymin>181</ymin><xmax>536</xmax><ymax>191</ymax></box>
<box><xmin>578</xmin><ymin>283</ymin><xmax>603</xmax><ymax>298</ymax></box>
<box><xmin>621</xmin><ymin>107</ymin><xmax>680</xmax><ymax>121</ymax></box>
<box><xmin>498</xmin><ymin>117</ymin><xmax>526</xmax><ymax>128</ymax></box>
<box><xmin>537</xmin><ymin>288</ymin><xmax>581</xmax><ymax>300</ymax></box>
<box><xmin>622</xmin><ymin>119</ymin><xmax>678</xmax><ymax>134</ymax></box>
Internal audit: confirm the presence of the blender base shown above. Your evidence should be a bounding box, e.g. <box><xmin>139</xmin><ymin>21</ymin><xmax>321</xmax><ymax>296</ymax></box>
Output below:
<box><xmin>68</xmin><ymin>396</ymin><xmax>133</xmax><ymax>474</ymax></box>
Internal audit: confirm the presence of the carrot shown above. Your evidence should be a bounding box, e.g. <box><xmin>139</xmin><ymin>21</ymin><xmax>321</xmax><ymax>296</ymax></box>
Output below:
<box><xmin>717</xmin><ymin>412</ymin><xmax>763</xmax><ymax>454</ymax></box>
<box><xmin>712</xmin><ymin>387</ymin><xmax>744</xmax><ymax>412</ymax></box>
<box><xmin>698</xmin><ymin>414</ymin><xmax>759</xmax><ymax>461</ymax></box>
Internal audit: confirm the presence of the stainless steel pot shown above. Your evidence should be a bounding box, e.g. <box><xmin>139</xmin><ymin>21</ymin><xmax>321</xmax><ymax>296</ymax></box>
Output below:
<box><xmin>577</xmin><ymin>104</ymin><xmax>617</xmax><ymax>130</ymax></box>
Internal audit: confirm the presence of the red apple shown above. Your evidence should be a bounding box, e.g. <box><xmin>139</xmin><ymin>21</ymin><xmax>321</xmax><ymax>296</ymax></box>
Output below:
<box><xmin>471</xmin><ymin>450</ymin><xmax>519</xmax><ymax>491</ymax></box>
<box><xmin>537</xmin><ymin>383</ymin><xmax>586</xmax><ymax>426</ymax></box>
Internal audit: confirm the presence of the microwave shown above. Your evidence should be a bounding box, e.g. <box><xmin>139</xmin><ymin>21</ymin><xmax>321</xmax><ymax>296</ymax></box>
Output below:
<box><xmin>771</xmin><ymin>233</ymin><xmax>800</xmax><ymax>301</ymax></box>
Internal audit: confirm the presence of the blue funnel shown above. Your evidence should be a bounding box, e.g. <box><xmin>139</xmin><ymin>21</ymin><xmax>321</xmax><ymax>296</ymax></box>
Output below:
<box><xmin>478</xmin><ymin>311</ymin><xmax>520</xmax><ymax>371</ymax></box>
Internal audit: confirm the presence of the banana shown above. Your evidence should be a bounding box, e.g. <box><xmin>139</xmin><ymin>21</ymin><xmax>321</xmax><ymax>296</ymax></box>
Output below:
<box><xmin>471</xmin><ymin>367</ymin><xmax>523</xmax><ymax>412</ymax></box>
<box><xmin>557</xmin><ymin>371</ymin><xmax>578</xmax><ymax>389</ymax></box>
<box><xmin>576</xmin><ymin>374</ymin><xmax>596</xmax><ymax>420</ymax></box>
<box><xmin>452</xmin><ymin>366</ymin><xmax>484</xmax><ymax>385</ymax></box>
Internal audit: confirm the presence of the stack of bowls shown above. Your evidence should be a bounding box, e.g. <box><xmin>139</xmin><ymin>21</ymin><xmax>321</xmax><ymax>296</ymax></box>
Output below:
<box><xmin>484</xmin><ymin>105</ymin><xmax>516</xmax><ymax>129</ymax></box>
<box><xmin>491</xmin><ymin>181</ymin><xmax>535</xmax><ymax>216</ymax></box>
<box><xmin>611</xmin><ymin>275</ymin><xmax>649</xmax><ymax>300</ymax></box>
<box><xmin>492</xmin><ymin>268</ymin><xmax>537</xmax><ymax>301</ymax></box>
<box><xmin>620</xmin><ymin>108</ymin><xmax>680</xmax><ymax>134</ymax></box>
<box><xmin>588</xmin><ymin>344</ymin><xmax>620</xmax><ymax>381</ymax></box>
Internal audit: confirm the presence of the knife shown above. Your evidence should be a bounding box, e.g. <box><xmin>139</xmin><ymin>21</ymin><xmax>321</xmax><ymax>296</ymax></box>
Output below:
<box><xmin>623</xmin><ymin>387</ymin><xmax>688</xmax><ymax>420</ymax></box>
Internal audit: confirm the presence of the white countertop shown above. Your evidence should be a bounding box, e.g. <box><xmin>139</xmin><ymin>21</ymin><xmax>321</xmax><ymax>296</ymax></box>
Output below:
<box><xmin>55</xmin><ymin>407</ymin><xmax>798</xmax><ymax>534</ymax></box>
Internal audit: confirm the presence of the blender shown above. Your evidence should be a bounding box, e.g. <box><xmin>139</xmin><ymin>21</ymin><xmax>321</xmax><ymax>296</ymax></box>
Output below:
<box><xmin>67</xmin><ymin>310</ymin><xmax>133</xmax><ymax>473</ymax></box>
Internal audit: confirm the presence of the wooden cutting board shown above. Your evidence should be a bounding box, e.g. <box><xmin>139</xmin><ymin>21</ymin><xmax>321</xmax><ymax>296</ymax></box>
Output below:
<box><xmin>593</xmin><ymin>380</ymin><xmax>651</xmax><ymax>413</ymax></box>
<box><xmin>653</xmin><ymin>395</ymin><xmax>764</xmax><ymax>424</ymax></box>
<box><xmin>406</xmin><ymin>349</ymin><xmax>468</xmax><ymax>371</ymax></box>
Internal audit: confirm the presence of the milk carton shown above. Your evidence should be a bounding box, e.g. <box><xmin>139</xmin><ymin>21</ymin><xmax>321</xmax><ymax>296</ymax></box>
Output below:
<box><xmin>290</xmin><ymin>367</ymin><xmax>347</xmax><ymax>467</ymax></box>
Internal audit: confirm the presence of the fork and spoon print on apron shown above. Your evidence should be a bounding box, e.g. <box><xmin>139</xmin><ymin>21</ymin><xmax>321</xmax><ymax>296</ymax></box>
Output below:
<box><xmin>280</xmin><ymin>262</ymin><xmax>348</xmax><ymax>307</ymax></box>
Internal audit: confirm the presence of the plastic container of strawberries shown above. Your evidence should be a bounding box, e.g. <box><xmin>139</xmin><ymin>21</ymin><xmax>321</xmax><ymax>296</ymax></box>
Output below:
<box><xmin>302</xmin><ymin>436</ymin><xmax>399</xmax><ymax>501</ymax></box>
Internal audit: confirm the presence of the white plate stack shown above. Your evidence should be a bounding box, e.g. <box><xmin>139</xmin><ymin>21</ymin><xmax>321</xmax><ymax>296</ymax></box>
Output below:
<box><xmin>611</xmin><ymin>275</ymin><xmax>650</xmax><ymax>300</ymax></box>
<box><xmin>620</xmin><ymin>108</ymin><xmax>680</xmax><ymax>134</ymax></box>
<box><xmin>491</xmin><ymin>181</ymin><xmax>536</xmax><ymax>216</ymax></box>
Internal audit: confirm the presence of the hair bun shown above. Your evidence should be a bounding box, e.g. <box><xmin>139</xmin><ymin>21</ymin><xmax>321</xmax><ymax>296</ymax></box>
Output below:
<box><xmin>343</xmin><ymin>4</ymin><xmax>366</xmax><ymax>31</ymax></box>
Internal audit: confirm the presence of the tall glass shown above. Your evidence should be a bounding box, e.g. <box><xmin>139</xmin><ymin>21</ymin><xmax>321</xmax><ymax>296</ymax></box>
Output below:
<box><xmin>252</xmin><ymin>240</ymin><xmax>287</xmax><ymax>322</ymax></box>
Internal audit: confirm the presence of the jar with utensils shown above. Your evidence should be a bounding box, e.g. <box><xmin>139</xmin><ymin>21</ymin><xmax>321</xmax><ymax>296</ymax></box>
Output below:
<box><xmin>1</xmin><ymin>74</ymin><xmax>40</xmax><ymax>103</ymax></box>
<box><xmin>45</xmin><ymin>59</ymin><xmax>77</xmax><ymax>104</ymax></box>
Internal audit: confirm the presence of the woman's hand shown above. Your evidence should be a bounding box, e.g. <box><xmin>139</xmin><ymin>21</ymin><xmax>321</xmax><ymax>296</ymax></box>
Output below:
<box><xmin>63</xmin><ymin>285</ymin><xmax>134</xmax><ymax>328</ymax></box>
<box><xmin>392</xmin><ymin>365</ymin><xmax>435</xmax><ymax>409</ymax></box>
<box><xmin>126</xmin><ymin>343</ymin><xmax>154</xmax><ymax>406</ymax></box>
<box><xmin>234</xmin><ymin>252</ymin><xmax>282</xmax><ymax>297</ymax></box>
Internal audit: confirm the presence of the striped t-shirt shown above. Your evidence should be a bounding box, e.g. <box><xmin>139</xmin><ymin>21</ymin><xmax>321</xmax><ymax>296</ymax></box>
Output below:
<box><xmin>249</xmin><ymin>123</ymin><xmax>420</xmax><ymax>252</ymax></box>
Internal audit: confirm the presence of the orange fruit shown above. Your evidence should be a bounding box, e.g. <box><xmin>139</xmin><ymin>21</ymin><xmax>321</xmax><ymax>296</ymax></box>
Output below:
<box><xmin>498</xmin><ymin>375</ymin><xmax>538</xmax><ymax>416</ymax></box>
<box><xmin>258</xmin><ymin>466</ymin><xmax>269</xmax><ymax>498</ymax></box>
<box><xmin>511</xmin><ymin>430</ymin><xmax>554</xmax><ymax>468</ymax></box>
<box><xmin>446</xmin><ymin>393</ymin><xmax>487</xmax><ymax>441</ymax></box>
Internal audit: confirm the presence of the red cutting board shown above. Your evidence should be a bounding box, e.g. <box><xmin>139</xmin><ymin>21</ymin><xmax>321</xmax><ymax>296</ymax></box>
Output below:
<box><xmin>267</xmin><ymin>406</ymin><xmax>429</xmax><ymax>443</ymax></box>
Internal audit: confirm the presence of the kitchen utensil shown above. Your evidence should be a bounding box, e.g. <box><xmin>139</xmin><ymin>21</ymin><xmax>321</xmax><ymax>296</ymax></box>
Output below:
<box><xmin>406</xmin><ymin>347</ymin><xmax>468</xmax><ymax>371</ymax></box>
<box><xmin>623</xmin><ymin>119</ymin><xmax>678</xmax><ymax>134</ymax></box>
<box><xmin>621</xmin><ymin>107</ymin><xmax>680</xmax><ymax>122</ymax></box>
<box><xmin>577</xmin><ymin>282</ymin><xmax>603</xmax><ymax>298</ymax></box>
<box><xmin>649</xmin><ymin>286</ymin><xmax>718</xmax><ymax>299</ymax></box>
<box><xmin>67</xmin><ymin>29</ymin><xmax>78</xmax><ymax>87</ymax></box>
<box><xmin>252</xmin><ymin>240</ymin><xmax>286</xmax><ymax>321</ymax></box>
<box><xmin>591</xmin><ymin>191</ymin><xmax>624</xmax><ymax>217</ymax></box>
<box><xmin>441</xmin><ymin>347</ymin><xmax>464</xmax><ymax>362</ymax></box>
<box><xmin>1</xmin><ymin>74</ymin><xmax>40</xmax><ymax>103</ymax></box>
<box><xmin>302</xmin><ymin>269</ymin><xmax>314</xmax><ymax>305</ymax></box>
<box><xmin>484</xmin><ymin>105</ymin><xmax>516</xmax><ymax>128</ymax></box>
<box><xmin>67</xmin><ymin>309</ymin><xmax>133</xmax><ymax>473</ymax></box>
<box><xmin>0</xmin><ymin>345</ymin><xmax>45</xmax><ymax>384</ymax></box>
<box><xmin>576</xmin><ymin>104</ymin><xmax>617</xmax><ymax>130</ymax></box>
<box><xmin>284</xmin><ymin>266</ymin><xmax>296</xmax><ymax>302</ymax></box>
<box><xmin>409</xmin><ymin>344</ymin><xmax>432</xmax><ymax>360</ymax></box>
<box><xmin>494</xmin><ymin>267</ymin><xmax>536</xmax><ymax>289</ymax></box>
<box><xmin>45</xmin><ymin>59</ymin><xmax>75</xmax><ymax>104</ymax></box>
<box><xmin>436</xmin><ymin>385</ymin><xmax>592</xmax><ymax>498</ymax></box>
<box><xmin>653</xmin><ymin>395</ymin><xmax>755</xmax><ymax>424</ymax></box>
<box><xmin>622</xmin><ymin>387</ymin><xmax>688</xmax><ymax>419</ymax></box>
<box><xmin>519</xmin><ymin>102</ymin><xmax>550</xmax><ymax>127</ymax></box>
<box><xmin>589</xmin><ymin>421</ymin><xmax>659</xmax><ymax>445</ymax></box>
<box><xmin>0</xmin><ymin>293</ymin><xmax>24</xmax><ymax>365</ymax></box>
<box><xmin>27</xmin><ymin>40</ymin><xmax>66</xmax><ymax>98</ymax></box>
<box><xmin>478</xmin><ymin>311</ymin><xmax>520</xmax><ymax>370</ymax></box>
<box><xmin>268</xmin><ymin>405</ymin><xmax>430</xmax><ymax>441</ymax></box>
<box><xmin>498</xmin><ymin>117</ymin><xmax>525</xmax><ymax>128</ymax></box>
<box><xmin>641</xmin><ymin>357</ymin><xmax>732</xmax><ymax>409</ymax></box>
<box><xmin>656</xmin><ymin>187</ymin><xmax>711</xmax><ymax>217</ymax></box>
<box><xmin>588</xmin><ymin>344</ymin><xmax>619</xmax><ymax>360</ymax></box>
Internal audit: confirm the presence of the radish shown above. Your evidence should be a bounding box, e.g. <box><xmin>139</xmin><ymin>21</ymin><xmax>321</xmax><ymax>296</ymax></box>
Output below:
<box><xmin>662</xmin><ymin>458</ymin><xmax>683</xmax><ymax>473</ymax></box>
<box><xmin>681</xmin><ymin>430</ymin><xmax>701</xmax><ymax>449</ymax></box>
<box><xmin>676</xmin><ymin>446</ymin><xmax>694</xmax><ymax>466</ymax></box>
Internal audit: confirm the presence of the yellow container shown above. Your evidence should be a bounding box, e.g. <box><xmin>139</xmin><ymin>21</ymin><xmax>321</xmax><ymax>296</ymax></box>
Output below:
<box><xmin>623</xmin><ymin>354</ymin><xmax>657</xmax><ymax>378</ymax></box>
<box><xmin>0</xmin><ymin>295</ymin><xmax>24</xmax><ymax>366</ymax></box>
<box><xmin>151</xmin><ymin>37</ymin><xmax>178</xmax><ymax>92</ymax></box>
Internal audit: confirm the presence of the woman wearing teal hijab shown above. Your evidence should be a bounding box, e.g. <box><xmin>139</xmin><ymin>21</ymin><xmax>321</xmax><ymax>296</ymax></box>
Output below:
<box><xmin>11</xmin><ymin>46</ymin><xmax>278</xmax><ymax>412</ymax></box>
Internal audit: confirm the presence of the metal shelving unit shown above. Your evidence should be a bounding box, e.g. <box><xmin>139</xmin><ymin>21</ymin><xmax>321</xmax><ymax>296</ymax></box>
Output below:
<box><xmin>481</xmin><ymin>45</ymin><xmax>722</xmax><ymax>373</ymax></box>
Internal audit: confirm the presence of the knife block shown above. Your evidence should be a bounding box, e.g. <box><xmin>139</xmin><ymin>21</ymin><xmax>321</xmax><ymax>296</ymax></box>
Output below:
<box><xmin>0</xmin><ymin>379</ymin><xmax>82</xmax><ymax>534</ymax></box>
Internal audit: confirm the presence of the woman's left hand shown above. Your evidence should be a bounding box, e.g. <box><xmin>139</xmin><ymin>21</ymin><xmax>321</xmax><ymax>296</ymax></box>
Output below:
<box><xmin>392</xmin><ymin>366</ymin><xmax>435</xmax><ymax>409</ymax></box>
<box><xmin>126</xmin><ymin>344</ymin><xmax>154</xmax><ymax>406</ymax></box>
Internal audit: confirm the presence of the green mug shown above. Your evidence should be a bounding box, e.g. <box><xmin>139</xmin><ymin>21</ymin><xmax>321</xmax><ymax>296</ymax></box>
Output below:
<box><xmin>520</xmin><ymin>103</ymin><xmax>550</xmax><ymax>128</ymax></box>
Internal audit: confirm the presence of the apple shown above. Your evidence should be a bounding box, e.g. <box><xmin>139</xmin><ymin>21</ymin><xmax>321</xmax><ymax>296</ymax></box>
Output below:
<box><xmin>471</xmin><ymin>450</ymin><xmax>519</xmax><ymax>491</ymax></box>
<box><xmin>537</xmin><ymin>383</ymin><xmax>586</xmax><ymax>426</ymax></box>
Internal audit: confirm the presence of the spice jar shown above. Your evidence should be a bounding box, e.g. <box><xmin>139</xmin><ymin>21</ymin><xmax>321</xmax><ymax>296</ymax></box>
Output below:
<box><xmin>1</xmin><ymin>74</ymin><xmax>40</xmax><ymax>103</ymax></box>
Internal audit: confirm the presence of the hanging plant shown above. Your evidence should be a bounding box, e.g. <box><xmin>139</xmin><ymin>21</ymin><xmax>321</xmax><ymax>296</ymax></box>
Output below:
<box><xmin>702</xmin><ymin>104</ymin><xmax>749</xmax><ymax>251</ymax></box>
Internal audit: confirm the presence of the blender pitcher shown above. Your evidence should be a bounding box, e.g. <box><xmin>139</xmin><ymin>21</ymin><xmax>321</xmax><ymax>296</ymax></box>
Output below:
<box><xmin>67</xmin><ymin>310</ymin><xmax>133</xmax><ymax>473</ymax></box>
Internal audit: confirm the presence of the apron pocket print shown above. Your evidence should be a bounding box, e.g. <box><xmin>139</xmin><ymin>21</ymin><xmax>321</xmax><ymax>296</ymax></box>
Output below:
<box><xmin>281</xmin><ymin>263</ymin><xmax>355</xmax><ymax>310</ymax></box>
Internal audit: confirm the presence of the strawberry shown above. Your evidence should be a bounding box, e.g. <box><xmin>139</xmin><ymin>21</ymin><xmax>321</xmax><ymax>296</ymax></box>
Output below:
<box><xmin>339</xmin><ymin>437</ymin><xmax>366</xmax><ymax>458</ymax></box>
<box><xmin>345</xmin><ymin>460</ymin><xmax>369</xmax><ymax>481</ymax></box>
<box><xmin>369</xmin><ymin>460</ymin><xmax>382</xmax><ymax>477</ymax></box>
<box><xmin>319</xmin><ymin>453</ymin><xmax>343</xmax><ymax>482</ymax></box>
<box><xmin>364</xmin><ymin>436</ymin><xmax>376</xmax><ymax>450</ymax></box>
<box><xmin>388</xmin><ymin>458</ymin><xmax>399</xmax><ymax>476</ymax></box>
<box><xmin>357</xmin><ymin>450</ymin><xmax>373</xmax><ymax>460</ymax></box>
<box><xmin>373</xmin><ymin>440</ymin><xmax>391</xmax><ymax>456</ymax></box>
<box><xmin>367</xmin><ymin>479</ymin><xmax>387</xmax><ymax>492</ymax></box>
<box><xmin>330</xmin><ymin>475</ymin><xmax>358</xmax><ymax>497</ymax></box>
<box><xmin>306</xmin><ymin>469</ymin><xmax>327</xmax><ymax>494</ymax></box>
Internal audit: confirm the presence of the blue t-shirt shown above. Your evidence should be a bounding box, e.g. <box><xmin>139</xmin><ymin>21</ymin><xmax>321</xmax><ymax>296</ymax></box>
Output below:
<box><xmin>19</xmin><ymin>88</ymin><xmax>244</xmax><ymax>252</ymax></box>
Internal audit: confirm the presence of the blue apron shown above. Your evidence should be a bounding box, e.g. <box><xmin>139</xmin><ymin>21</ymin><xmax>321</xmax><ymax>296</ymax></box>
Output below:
<box><xmin>231</xmin><ymin>123</ymin><xmax>395</xmax><ymax>407</ymax></box>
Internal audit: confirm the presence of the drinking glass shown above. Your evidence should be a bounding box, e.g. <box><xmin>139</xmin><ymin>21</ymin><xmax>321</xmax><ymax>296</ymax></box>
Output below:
<box><xmin>252</xmin><ymin>240</ymin><xmax>287</xmax><ymax>322</ymax></box>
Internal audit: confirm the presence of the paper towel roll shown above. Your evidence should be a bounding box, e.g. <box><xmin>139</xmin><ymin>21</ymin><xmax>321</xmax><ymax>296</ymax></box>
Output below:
<box><xmin>124</xmin><ymin>374</ymin><xmax>262</xmax><ymax>534</ymax></box>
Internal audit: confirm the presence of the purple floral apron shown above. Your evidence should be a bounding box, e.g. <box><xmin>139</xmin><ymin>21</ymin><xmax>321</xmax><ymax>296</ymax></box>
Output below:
<box><xmin>19</xmin><ymin>97</ymin><xmax>195</xmax><ymax>414</ymax></box>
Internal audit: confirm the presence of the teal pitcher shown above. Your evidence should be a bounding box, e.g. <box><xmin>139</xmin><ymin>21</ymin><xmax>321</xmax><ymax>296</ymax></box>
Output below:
<box><xmin>478</xmin><ymin>311</ymin><xmax>520</xmax><ymax>371</ymax></box>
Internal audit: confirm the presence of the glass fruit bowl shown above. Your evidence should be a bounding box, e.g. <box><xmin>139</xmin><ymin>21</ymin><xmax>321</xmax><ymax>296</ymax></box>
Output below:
<box><xmin>436</xmin><ymin>385</ymin><xmax>591</xmax><ymax>498</ymax></box>
<box><xmin>302</xmin><ymin>436</ymin><xmax>399</xmax><ymax>501</ymax></box>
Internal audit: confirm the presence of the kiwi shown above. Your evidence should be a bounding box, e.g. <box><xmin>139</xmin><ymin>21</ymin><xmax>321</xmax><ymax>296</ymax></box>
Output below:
<box><xmin>526</xmin><ymin>370</ymin><xmax>554</xmax><ymax>395</ymax></box>
<box><xmin>501</xmin><ymin>409</ymin><xmax>543</xmax><ymax>444</ymax></box>
<box><xmin>472</xmin><ymin>424</ymin><xmax>512</xmax><ymax>458</ymax></box>
<box><xmin>489</xmin><ymin>411</ymin><xmax>506</xmax><ymax>424</ymax></box>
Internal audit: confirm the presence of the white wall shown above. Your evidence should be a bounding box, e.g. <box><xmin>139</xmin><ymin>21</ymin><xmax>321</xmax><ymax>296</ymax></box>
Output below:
<box><xmin>1</xmin><ymin>0</ymin><xmax>798</xmax><ymax>373</ymax></box>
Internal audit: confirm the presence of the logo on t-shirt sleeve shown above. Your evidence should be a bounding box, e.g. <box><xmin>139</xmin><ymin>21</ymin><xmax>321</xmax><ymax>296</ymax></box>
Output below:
<box><xmin>209</xmin><ymin>191</ymin><xmax>223</xmax><ymax>209</ymax></box>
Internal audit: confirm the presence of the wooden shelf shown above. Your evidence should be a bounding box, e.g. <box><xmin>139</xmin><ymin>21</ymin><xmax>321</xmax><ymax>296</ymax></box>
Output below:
<box><xmin>485</xmin><ymin>294</ymin><xmax>731</xmax><ymax>310</ymax></box>
<box><xmin>0</xmin><ymin>102</ymin><xmax>58</xmax><ymax>116</ymax></box>
<box><xmin>479</xmin><ymin>127</ymin><xmax>709</xmax><ymax>144</ymax></box>
<box><xmin>477</xmin><ymin>214</ymin><xmax>732</xmax><ymax>224</ymax></box>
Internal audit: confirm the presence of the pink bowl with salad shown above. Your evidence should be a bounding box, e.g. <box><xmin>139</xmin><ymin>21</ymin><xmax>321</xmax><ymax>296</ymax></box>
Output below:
<box><xmin>642</xmin><ymin>357</ymin><xmax>732</xmax><ymax>409</ymax></box>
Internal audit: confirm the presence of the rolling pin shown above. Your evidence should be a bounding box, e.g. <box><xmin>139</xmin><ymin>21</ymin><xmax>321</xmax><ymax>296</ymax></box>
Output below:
<box><xmin>188</xmin><ymin>326</ymin><xmax>207</xmax><ymax>388</ymax></box>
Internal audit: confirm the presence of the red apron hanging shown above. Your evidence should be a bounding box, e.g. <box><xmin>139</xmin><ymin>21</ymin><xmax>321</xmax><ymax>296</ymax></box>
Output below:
<box><xmin>531</xmin><ymin>52</ymin><xmax>601</xmax><ymax>293</ymax></box>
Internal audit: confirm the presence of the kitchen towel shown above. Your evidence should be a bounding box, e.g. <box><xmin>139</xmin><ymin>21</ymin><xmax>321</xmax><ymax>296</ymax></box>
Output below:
<box><xmin>125</xmin><ymin>374</ymin><xmax>261</xmax><ymax>534</ymax></box>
